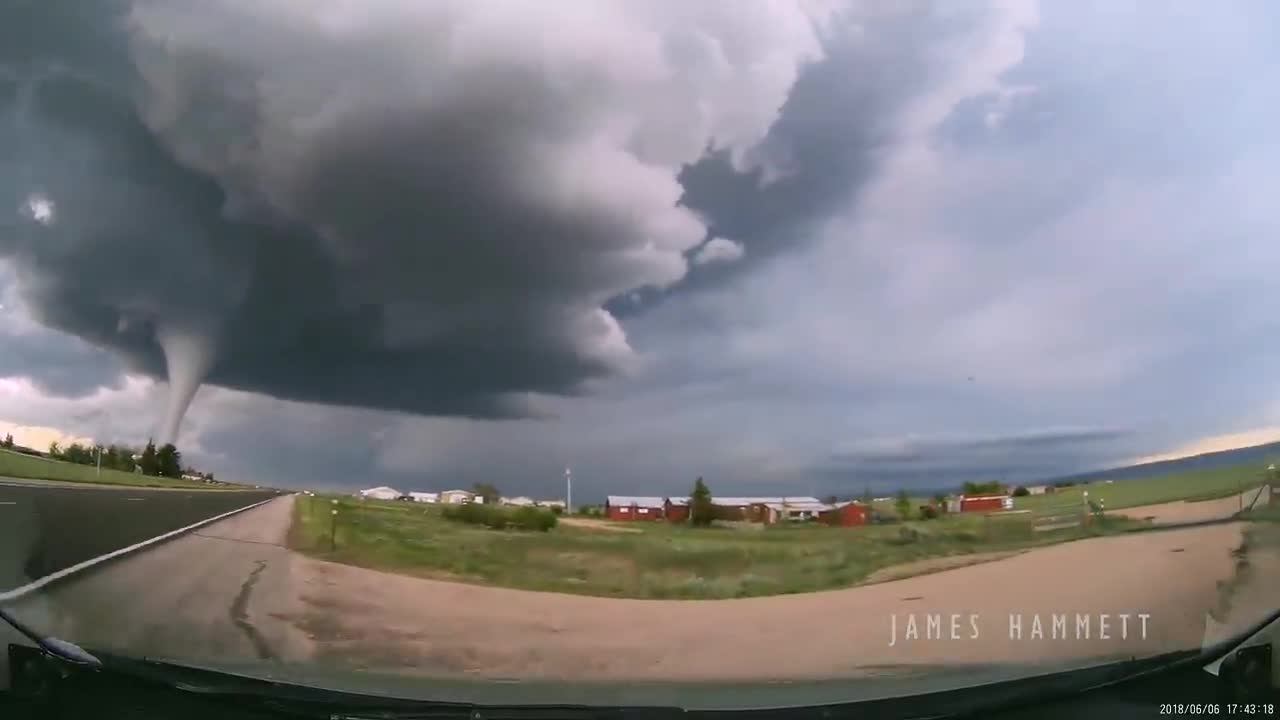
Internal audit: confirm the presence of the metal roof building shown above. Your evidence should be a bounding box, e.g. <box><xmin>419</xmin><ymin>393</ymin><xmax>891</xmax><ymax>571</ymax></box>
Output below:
<box><xmin>604</xmin><ymin>495</ymin><xmax>666</xmax><ymax>521</ymax></box>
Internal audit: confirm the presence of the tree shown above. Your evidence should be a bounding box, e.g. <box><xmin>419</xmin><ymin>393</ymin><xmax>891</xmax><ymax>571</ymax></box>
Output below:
<box><xmin>62</xmin><ymin>443</ymin><xmax>92</xmax><ymax>465</ymax></box>
<box><xmin>472</xmin><ymin>482</ymin><xmax>501</xmax><ymax>505</ymax></box>
<box><xmin>932</xmin><ymin>493</ymin><xmax>949</xmax><ymax>513</ymax></box>
<box><xmin>1012</xmin><ymin>485</ymin><xmax>1030</xmax><ymax>497</ymax></box>
<box><xmin>156</xmin><ymin>443</ymin><xmax>183</xmax><ymax>478</ymax></box>
<box><xmin>103</xmin><ymin>445</ymin><xmax>121</xmax><ymax>470</ymax></box>
<box><xmin>1</xmin><ymin>434</ymin><xmax>13</xmax><ymax>449</ymax></box>
<box><xmin>109</xmin><ymin>445</ymin><xmax>136</xmax><ymax>473</ymax></box>
<box><xmin>823</xmin><ymin>494</ymin><xmax>839</xmax><ymax>506</ymax></box>
<box><xmin>963</xmin><ymin>480</ymin><xmax>1006</xmax><ymax>495</ymax></box>
<box><xmin>47</xmin><ymin>441</ymin><xmax>61</xmax><ymax>459</ymax></box>
<box><xmin>689</xmin><ymin>476</ymin><xmax>715</xmax><ymax>527</ymax></box>
<box><xmin>139</xmin><ymin>440</ymin><xmax>159</xmax><ymax>476</ymax></box>
<box><xmin>894</xmin><ymin>489</ymin><xmax>913</xmax><ymax>520</ymax></box>
<box><xmin>860</xmin><ymin>484</ymin><xmax>873</xmax><ymax>505</ymax></box>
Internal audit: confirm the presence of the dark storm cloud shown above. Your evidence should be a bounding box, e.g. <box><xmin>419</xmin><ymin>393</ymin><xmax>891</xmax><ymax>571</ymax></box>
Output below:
<box><xmin>0</xmin><ymin>1</ymin><xmax>832</xmax><ymax>431</ymax></box>
<box><xmin>0</xmin><ymin>265</ymin><xmax>125</xmax><ymax>397</ymax></box>
<box><xmin>816</xmin><ymin>428</ymin><xmax>1136</xmax><ymax>491</ymax></box>
<box><xmin>0</xmin><ymin>332</ymin><xmax>124</xmax><ymax>398</ymax></box>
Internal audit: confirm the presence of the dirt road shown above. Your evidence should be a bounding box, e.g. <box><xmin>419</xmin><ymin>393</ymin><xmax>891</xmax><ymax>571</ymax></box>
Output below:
<box><xmin>3</xmin><ymin>497</ymin><xmax>1268</xmax><ymax>685</ymax></box>
<box><xmin>277</xmin><ymin>522</ymin><xmax>1249</xmax><ymax>680</ymax></box>
<box><xmin>1113</xmin><ymin>486</ymin><xmax>1271</xmax><ymax>525</ymax></box>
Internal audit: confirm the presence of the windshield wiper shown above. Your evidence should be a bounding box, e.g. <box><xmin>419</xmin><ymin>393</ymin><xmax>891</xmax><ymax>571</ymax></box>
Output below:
<box><xmin>6</xmin><ymin>643</ymin><xmax>685</xmax><ymax>719</ymax></box>
<box><xmin>0</xmin><ymin>605</ymin><xmax>100</xmax><ymax>668</ymax></box>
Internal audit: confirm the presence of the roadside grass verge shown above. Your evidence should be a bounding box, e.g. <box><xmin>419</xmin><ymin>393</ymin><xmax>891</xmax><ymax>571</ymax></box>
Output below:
<box><xmin>0</xmin><ymin>448</ymin><xmax>243</xmax><ymax>489</ymax></box>
<box><xmin>289</xmin><ymin>494</ymin><xmax>1147</xmax><ymax>599</ymax></box>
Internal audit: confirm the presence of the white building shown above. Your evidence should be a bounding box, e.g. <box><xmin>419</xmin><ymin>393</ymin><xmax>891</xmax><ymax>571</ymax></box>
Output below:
<box><xmin>757</xmin><ymin>500</ymin><xmax>831</xmax><ymax>523</ymax></box>
<box><xmin>502</xmin><ymin>496</ymin><xmax>535</xmax><ymax>506</ymax></box>
<box><xmin>359</xmin><ymin>486</ymin><xmax>401</xmax><ymax>500</ymax></box>
<box><xmin>407</xmin><ymin>491</ymin><xmax>439</xmax><ymax>503</ymax></box>
<box><xmin>439</xmin><ymin>489</ymin><xmax>475</xmax><ymax>504</ymax></box>
<box><xmin>537</xmin><ymin>499</ymin><xmax>566</xmax><ymax>510</ymax></box>
<box><xmin>711</xmin><ymin>496</ymin><xmax>821</xmax><ymax>510</ymax></box>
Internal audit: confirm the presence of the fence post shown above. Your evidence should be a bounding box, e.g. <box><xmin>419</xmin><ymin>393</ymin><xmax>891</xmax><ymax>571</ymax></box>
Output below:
<box><xmin>330</xmin><ymin>499</ymin><xmax>339</xmax><ymax>552</ymax></box>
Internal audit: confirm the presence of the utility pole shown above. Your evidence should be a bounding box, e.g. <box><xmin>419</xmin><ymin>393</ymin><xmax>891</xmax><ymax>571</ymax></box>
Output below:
<box><xmin>330</xmin><ymin>499</ymin><xmax>339</xmax><ymax>552</ymax></box>
<box><xmin>565</xmin><ymin>467</ymin><xmax>572</xmax><ymax>514</ymax></box>
<box><xmin>95</xmin><ymin>445</ymin><xmax>102</xmax><ymax>479</ymax></box>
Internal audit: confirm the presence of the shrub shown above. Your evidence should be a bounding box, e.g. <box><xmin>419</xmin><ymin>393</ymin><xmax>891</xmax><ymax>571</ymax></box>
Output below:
<box><xmin>512</xmin><ymin>505</ymin><xmax>558</xmax><ymax>531</ymax></box>
<box><xmin>1012</xmin><ymin>486</ymin><xmax>1030</xmax><ymax>497</ymax></box>
<box><xmin>894</xmin><ymin>489</ymin><xmax>912</xmax><ymax>520</ymax></box>
<box><xmin>443</xmin><ymin>502</ymin><xmax>557</xmax><ymax>532</ymax></box>
<box><xmin>918</xmin><ymin>505</ymin><xmax>940</xmax><ymax>520</ymax></box>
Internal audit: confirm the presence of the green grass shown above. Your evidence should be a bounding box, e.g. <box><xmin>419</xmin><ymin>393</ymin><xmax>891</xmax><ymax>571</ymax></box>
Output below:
<box><xmin>0</xmin><ymin>447</ymin><xmax>235</xmax><ymax>489</ymax></box>
<box><xmin>1014</xmin><ymin>464</ymin><xmax>1269</xmax><ymax>512</ymax></box>
<box><xmin>289</xmin><ymin>494</ymin><xmax>1146</xmax><ymax>600</ymax></box>
<box><xmin>1241</xmin><ymin>500</ymin><xmax>1280</xmax><ymax>523</ymax></box>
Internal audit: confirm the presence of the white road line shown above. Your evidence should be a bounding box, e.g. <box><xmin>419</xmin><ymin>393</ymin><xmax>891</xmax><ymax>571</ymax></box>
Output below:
<box><xmin>0</xmin><ymin>495</ymin><xmax>281</xmax><ymax>603</ymax></box>
<box><xmin>125</xmin><ymin>498</ymin><xmax>144</xmax><ymax>501</ymax></box>
<box><xmin>0</xmin><ymin>501</ymin><xmax>16</xmax><ymax>505</ymax></box>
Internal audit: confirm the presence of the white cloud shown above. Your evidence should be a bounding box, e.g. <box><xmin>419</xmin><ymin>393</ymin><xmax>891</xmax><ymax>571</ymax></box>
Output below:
<box><xmin>0</xmin><ymin>375</ymin><xmax>161</xmax><ymax>446</ymax></box>
<box><xmin>693</xmin><ymin>237</ymin><xmax>746</xmax><ymax>265</ymax></box>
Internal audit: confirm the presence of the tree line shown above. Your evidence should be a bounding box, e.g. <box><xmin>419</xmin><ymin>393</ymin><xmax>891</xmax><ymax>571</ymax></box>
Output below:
<box><xmin>33</xmin><ymin>436</ymin><xmax>211</xmax><ymax>481</ymax></box>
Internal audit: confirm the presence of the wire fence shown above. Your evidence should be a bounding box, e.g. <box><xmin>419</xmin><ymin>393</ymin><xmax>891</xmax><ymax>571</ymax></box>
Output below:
<box><xmin>1241</xmin><ymin>483</ymin><xmax>1273</xmax><ymax>513</ymax></box>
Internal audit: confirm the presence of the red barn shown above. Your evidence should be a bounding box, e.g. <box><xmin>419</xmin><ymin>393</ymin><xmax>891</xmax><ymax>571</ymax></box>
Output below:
<box><xmin>819</xmin><ymin>501</ymin><xmax>869</xmax><ymax>527</ymax></box>
<box><xmin>604</xmin><ymin>495</ymin><xmax>665</xmax><ymax>521</ymax></box>
<box><xmin>664</xmin><ymin>498</ymin><xmax>690</xmax><ymax>522</ymax></box>
<box><xmin>959</xmin><ymin>495</ymin><xmax>1012</xmax><ymax>513</ymax></box>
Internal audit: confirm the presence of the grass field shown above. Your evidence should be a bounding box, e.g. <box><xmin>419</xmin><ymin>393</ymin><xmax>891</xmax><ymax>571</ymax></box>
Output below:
<box><xmin>0</xmin><ymin>447</ymin><xmax>229</xmax><ymax>489</ymax></box>
<box><xmin>1013</xmin><ymin>464</ymin><xmax>1269</xmax><ymax>512</ymax></box>
<box><xmin>289</xmin><ymin>494</ymin><xmax>1146</xmax><ymax>599</ymax></box>
<box><xmin>865</xmin><ymin>463</ymin><xmax>1271</xmax><ymax>520</ymax></box>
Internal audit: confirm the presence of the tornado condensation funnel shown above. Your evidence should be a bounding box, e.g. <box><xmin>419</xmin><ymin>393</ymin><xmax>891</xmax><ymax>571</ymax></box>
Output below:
<box><xmin>155</xmin><ymin>325</ymin><xmax>217</xmax><ymax>446</ymax></box>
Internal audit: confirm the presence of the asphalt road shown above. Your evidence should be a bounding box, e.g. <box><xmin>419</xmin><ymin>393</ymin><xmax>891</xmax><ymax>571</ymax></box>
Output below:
<box><xmin>0</xmin><ymin>495</ymin><xmax>301</xmax><ymax>693</ymax></box>
<box><xmin>0</xmin><ymin>479</ymin><xmax>278</xmax><ymax>592</ymax></box>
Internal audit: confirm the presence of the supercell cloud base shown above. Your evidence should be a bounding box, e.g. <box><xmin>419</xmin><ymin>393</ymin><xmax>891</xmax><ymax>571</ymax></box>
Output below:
<box><xmin>2</xmin><ymin>1</ymin><xmax>1280</xmax><ymax>497</ymax></box>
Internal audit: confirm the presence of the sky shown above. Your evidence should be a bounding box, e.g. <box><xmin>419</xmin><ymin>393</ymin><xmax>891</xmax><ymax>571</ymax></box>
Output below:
<box><xmin>2</xmin><ymin>1</ymin><xmax>1279</xmax><ymax>500</ymax></box>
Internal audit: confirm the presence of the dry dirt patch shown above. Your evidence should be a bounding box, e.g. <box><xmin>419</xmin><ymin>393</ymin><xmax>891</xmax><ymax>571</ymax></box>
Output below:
<box><xmin>281</xmin><ymin>522</ymin><xmax>1248</xmax><ymax>681</ymax></box>
<box><xmin>861</xmin><ymin>550</ymin><xmax>1027</xmax><ymax>584</ymax></box>
<box><xmin>557</xmin><ymin>517</ymin><xmax>643</xmax><ymax>533</ymax></box>
<box><xmin>1112</xmin><ymin>494</ymin><xmax>1244</xmax><ymax>525</ymax></box>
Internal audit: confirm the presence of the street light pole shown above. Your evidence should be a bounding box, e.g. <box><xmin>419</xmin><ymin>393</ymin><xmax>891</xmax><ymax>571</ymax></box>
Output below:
<box><xmin>95</xmin><ymin>445</ymin><xmax>102</xmax><ymax>480</ymax></box>
<box><xmin>565</xmin><ymin>467</ymin><xmax>572</xmax><ymax>515</ymax></box>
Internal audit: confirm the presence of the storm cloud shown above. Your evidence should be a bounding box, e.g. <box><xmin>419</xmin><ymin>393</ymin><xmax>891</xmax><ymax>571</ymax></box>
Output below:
<box><xmin>1</xmin><ymin>0</ymin><xmax>834</xmax><ymax>441</ymax></box>
<box><xmin>817</xmin><ymin>428</ymin><xmax>1137</xmax><ymax>490</ymax></box>
<box><xmin>4</xmin><ymin>1</ymin><xmax>1280</xmax><ymax>496</ymax></box>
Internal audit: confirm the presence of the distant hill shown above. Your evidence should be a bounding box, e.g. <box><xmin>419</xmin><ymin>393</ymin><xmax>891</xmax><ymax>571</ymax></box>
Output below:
<box><xmin>1042</xmin><ymin>440</ymin><xmax>1280</xmax><ymax>486</ymax></box>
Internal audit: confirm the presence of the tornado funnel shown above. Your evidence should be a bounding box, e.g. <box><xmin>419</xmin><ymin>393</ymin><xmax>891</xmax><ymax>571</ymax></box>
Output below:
<box><xmin>155</xmin><ymin>325</ymin><xmax>217</xmax><ymax>446</ymax></box>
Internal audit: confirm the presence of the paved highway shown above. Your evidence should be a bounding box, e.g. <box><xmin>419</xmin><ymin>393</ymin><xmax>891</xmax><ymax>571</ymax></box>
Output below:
<box><xmin>0</xmin><ymin>479</ymin><xmax>278</xmax><ymax>593</ymax></box>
